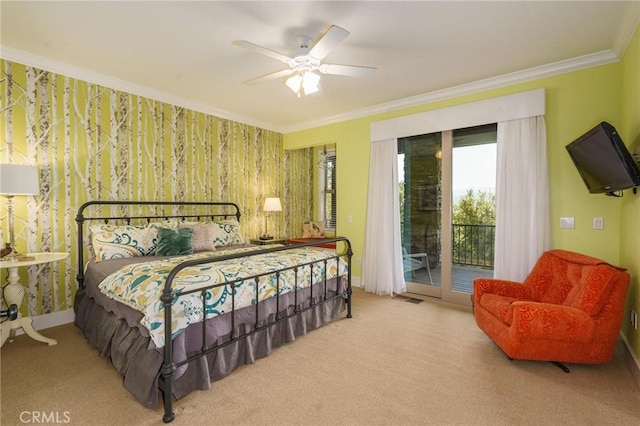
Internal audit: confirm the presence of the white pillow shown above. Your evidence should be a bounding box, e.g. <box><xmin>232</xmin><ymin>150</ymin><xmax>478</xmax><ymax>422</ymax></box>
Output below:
<box><xmin>212</xmin><ymin>219</ymin><xmax>244</xmax><ymax>247</ymax></box>
<box><xmin>89</xmin><ymin>223</ymin><xmax>158</xmax><ymax>262</ymax></box>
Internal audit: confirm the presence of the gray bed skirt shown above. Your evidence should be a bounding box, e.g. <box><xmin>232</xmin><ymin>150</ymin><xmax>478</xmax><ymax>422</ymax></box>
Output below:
<box><xmin>74</xmin><ymin>280</ymin><xmax>346</xmax><ymax>409</ymax></box>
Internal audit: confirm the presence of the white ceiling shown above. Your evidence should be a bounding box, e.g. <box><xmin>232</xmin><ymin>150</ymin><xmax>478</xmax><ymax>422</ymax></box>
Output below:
<box><xmin>1</xmin><ymin>1</ymin><xmax>638</xmax><ymax>133</ymax></box>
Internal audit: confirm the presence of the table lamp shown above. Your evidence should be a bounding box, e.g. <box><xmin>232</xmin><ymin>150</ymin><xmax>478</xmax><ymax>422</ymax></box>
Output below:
<box><xmin>0</xmin><ymin>164</ymin><xmax>39</xmax><ymax>260</ymax></box>
<box><xmin>260</xmin><ymin>197</ymin><xmax>282</xmax><ymax>240</ymax></box>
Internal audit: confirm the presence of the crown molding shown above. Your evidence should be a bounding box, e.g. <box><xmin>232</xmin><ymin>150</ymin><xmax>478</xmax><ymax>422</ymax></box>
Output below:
<box><xmin>1</xmin><ymin>45</ymin><xmax>621</xmax><ymax>135</ymax></box>
<box><xmin>282</xmin><ymin>50</ymin><xmax>620</xmax><ymax>133</ymax></box>
<box><xmin>612</xmin><ymin>1</ymin><xmax>640</xmax><ymax>58</ymax></box>
<box><xmin>0</xmin><ymin>46</ymin><xmax>280</xmax><ymax>133</ymax></box>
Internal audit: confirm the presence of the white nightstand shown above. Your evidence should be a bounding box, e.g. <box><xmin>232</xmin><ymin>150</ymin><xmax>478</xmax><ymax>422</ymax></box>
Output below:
<box><xmin>0</xmin><ymin>252</ymin><xmax>69</xmax><ymax>347</ymax></box>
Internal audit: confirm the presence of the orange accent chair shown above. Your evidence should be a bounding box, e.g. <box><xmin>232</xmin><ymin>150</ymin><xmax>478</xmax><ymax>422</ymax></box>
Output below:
<box><xmin>473</xmin><ymin>249</ymin><xmax>630</xmax><ymax>369</ymax></box>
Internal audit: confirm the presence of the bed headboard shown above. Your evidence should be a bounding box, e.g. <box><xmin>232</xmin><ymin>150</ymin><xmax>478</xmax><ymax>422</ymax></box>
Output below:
<box><xmin>75</xmin><ymin>200</ymin><xmax>241</xmax><ymax>289</ymax></box>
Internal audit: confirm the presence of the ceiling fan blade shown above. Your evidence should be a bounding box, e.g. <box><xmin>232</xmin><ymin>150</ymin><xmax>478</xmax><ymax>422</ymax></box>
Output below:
<box><xmin>319</xmin><ymin>64</ymin><xmax>377</xmax><ymax>77</ymax></box>
<box><xmin>308</xmin><ymin>25</ymin><xmax>350</xmax><ymax>60</ymax></box>
<box><xmin>242</xmin><ymin>69</ymin><xmax>295</xmax><ymax>85</ymax></box>
<box><xmin>233</xmin><ymin>40</ymin><xmax>291</xmax><ymax>63</ymax></box>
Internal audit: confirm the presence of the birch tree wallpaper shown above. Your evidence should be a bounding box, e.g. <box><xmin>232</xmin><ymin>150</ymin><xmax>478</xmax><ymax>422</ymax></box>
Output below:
<box><xmin>0</xmin><ymin>60</ymin><xmax>313</xmax><ymax>318</ymax></box>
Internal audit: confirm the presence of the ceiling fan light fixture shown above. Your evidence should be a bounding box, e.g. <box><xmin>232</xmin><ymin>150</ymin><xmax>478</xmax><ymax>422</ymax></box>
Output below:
<box><xmin>285</xmin><ymin>73</ymin><xmax>302</xmax><ymax>94</ymax></box>
<box><xmin>285</xmin><ymin>71</ymin><xmax>321</xmax><ymax>97</ymax></box>
<box><xmin>302</xmin><ymin>71</ymin><xmax>320</xmax><ymax>95</ymax></box>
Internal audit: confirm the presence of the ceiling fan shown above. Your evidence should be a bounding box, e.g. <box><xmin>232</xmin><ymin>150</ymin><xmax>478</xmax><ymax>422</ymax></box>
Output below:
<box><xmin>233</xmin><ymin>25</ymin><xmax>376</xmax><ymax>96</ymax></box>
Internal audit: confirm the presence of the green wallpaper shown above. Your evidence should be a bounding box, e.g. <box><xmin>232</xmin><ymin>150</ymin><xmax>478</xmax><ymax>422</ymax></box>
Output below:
<box><xmin>284</xmin><ymin>147</ymin><xmax>314</xmax><ymax>236</ymax></box>
<box><xmin>0</xmin><ymin>60</ymin><xmax>312</xmax><ymax>317</ymax></box>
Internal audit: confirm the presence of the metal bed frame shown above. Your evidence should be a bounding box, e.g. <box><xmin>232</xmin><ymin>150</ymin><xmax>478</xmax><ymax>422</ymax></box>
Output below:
<box><xmin>75</xmin><ymin>200</ymin><xmax>353</xmax><ymax>423</ymax></box>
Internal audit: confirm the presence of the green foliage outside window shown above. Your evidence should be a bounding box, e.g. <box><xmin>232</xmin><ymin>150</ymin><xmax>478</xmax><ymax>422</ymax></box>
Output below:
<box><xmin>453</xmin><ymin>189</ymin><xmax>495</xmax><ymax>225</ymax></box>
<box><xmin>452</xmin><ymin>189</ymin><xmax>495</xmax><ymax>267</ymax></box>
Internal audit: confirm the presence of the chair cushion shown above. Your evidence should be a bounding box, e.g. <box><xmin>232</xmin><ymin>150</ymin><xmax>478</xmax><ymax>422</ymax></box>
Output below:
<box><xmin>524</xmin><ymin>253</ymin><xmax>575</xmax><ymax>304</ymax></box>
<box><xmin>563</xmin><ymin>264</ymin><xmax>617</xmax><ymax>316</ymax></box>
<box><xmin>524</xmin><ymin>250</ymin><xmax>626</xmax><ymax>307</ymax></box>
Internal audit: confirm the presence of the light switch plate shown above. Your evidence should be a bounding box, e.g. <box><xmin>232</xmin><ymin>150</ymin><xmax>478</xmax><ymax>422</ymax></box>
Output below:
<box><xmin>559</xmin><ymin>217</ymin><xmax>574</xmax><ymax>229</ymax></box>
<box><xmin>593</xmin><ymin>217</ymin><xmax>604</xmax><ymax>230</ymax></box>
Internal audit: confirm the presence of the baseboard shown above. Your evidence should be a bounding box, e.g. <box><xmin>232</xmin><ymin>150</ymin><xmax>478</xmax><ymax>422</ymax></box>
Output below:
<box><xmin>351</xmin><ymin>276</ymin><xmax>362</xmax><ymax>288</ymax></box>
<box><xmin>13</xmin><ymin>309</ymin><xmax>75</xmax><ymax>336</ymax></box>
<box><xmin>620</xmin><ymin>333</ymin><xmax>640</xmax><ymax>390</ymax></box>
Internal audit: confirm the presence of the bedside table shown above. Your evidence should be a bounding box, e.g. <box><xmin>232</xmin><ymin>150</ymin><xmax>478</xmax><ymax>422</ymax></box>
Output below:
<box><xmin>249</xmin><ymin>238</ymin><xmax>288</xmax><ymax>246</ymax></box>
<box><xmin>0</xmin><ymin>252</ymin><xmax>69</xmax><ymax>347</ymax></box>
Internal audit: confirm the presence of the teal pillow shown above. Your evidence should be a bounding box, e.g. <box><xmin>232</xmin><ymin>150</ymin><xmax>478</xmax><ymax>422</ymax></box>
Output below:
<box><xmin>156</xmin><ymin>227</ymin><xmax>194</xmax><ymax>256</ymax></box>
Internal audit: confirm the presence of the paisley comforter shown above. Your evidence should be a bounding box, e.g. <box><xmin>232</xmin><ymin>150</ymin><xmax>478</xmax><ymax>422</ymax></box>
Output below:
<box><xmin>98</xmin><ymin>245</ymin><xmax>347</xmax><ymax>348</ymax></box>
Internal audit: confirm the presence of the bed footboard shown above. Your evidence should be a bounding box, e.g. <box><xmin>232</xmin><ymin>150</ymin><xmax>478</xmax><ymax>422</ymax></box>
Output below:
<box><xmin>159</xmin><ymin>238</ymin><xmax>353</xmax><ymax>423</ymax></box>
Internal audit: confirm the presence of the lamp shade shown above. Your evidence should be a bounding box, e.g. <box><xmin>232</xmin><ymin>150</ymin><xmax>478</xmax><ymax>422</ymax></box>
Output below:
<box><xmin>263</xmin><ymin>197</ymin><xmax>282</xmax><ymax>212</ymax></box>
<box><xmin>302</xmin><ymin>72</ymin><xmax>320</xmax><ymax>95</ymax></box>
<box><xmin>0</xmin><ymin>164</ymin><xmax>39</xmax><ymax>195</ymax></box>
<box><xmin>285</xmin><ymin>74</ymin><xmax>302</xmax><ymax>94</ymax></box>
<box><xmin>285</xmin><ymin>72</ymin><xmax>320</xmax><ymax>96</ymax></box>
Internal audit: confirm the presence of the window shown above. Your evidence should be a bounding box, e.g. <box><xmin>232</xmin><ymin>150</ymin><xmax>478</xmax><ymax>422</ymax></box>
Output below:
<box><xmin>319</xmin><ymin>149</ymin><xmax>336</xmax><ymax>230</ymax></box>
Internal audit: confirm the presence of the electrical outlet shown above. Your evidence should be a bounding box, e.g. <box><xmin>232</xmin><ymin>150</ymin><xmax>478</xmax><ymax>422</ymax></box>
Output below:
<box><xmin>357</xmin><ymin>258</ymin><xmax>362</xmax><ymax>265</ymax></box>
<box><xmin>593</xmin><ymin>217</ymin><xmax>604</xmax><ymax>230</ymax></box>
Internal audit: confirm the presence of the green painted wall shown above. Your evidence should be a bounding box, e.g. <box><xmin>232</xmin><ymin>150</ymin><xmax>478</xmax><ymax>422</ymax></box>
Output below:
<box><xmin>285</xmin><ymin>63</ymin><xmax>624</xmax><ymax>272</ymax></box>
<box><xmin>284</xmin><ymin>28</ymin><xmax>640</xmax><ymax>363</ymax></box>
<box><xmin>285</xmin><ymin>119</ymin><xmax>372</xmax><ymax>268</ymax></box>
<box><xmin>619</xmin><ymin>26</ymin><xmax>640</xmax><ymax>363</ymax></box>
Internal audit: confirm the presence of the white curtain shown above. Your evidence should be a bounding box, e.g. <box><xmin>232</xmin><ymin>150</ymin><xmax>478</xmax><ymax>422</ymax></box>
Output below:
<box><xmin>494</xmin><ymin>116</ymin><xmax>551</xmax><ymax>281</ymax></box>
<box><xmin>362</xmin><ymin>139</ymin><xmax>406</xmax><ymax>295</ymax></box>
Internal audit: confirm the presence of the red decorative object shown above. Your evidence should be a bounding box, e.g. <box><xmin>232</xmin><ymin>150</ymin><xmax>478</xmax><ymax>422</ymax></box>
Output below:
<box><xmin>288</xmin><ymin>238</ymin><xmax>336</xmax><ymax>249</ymax></box>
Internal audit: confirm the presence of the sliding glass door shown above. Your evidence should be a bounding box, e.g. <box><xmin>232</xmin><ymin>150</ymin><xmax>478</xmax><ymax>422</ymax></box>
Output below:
<box><xmin>450</xmin><ymin>125</ymin><xmax>497</xmax><ymax>303</ymax></box>
<box><xmin>398</xmin><ymin>132</ymin><xmax>443</xmax><ymax>298</ymax></box>
<box><xmin>399</xmin><ymin>124</ymin><xmax>496</xmax><ymax>305</ymax></box>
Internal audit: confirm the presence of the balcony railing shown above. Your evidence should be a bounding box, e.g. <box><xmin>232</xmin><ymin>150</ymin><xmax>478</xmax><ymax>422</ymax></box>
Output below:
<box><xmin>452</xmin><ymin>223</ymin><xmax>495</xmax><ymax>268</ymax></box>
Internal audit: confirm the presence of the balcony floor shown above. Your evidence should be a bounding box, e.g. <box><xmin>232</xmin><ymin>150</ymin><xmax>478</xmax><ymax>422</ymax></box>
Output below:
<box><xmin>405</xmin><ymin>265</ymin><xmax>493</xmax><ymax>294</ymax></box>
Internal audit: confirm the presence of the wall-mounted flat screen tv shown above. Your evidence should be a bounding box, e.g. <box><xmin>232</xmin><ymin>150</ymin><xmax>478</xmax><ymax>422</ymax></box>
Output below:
<box><xmin>566</xmin><ymin>121</ymin><xmax>640</xmax><ymax>195</ymax></box>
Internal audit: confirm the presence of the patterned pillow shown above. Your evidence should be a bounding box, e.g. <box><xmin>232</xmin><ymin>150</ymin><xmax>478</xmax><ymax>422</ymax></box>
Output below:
<box><xmin>148</xmin><ymin>219</ymin><xmax>180</xmax><ymax>229</ymax></box>
<box><xmin>156</xmin><ymin>227</ymin><xmax>194</xmax><ymax>256</ymax></box>
<box><xmin>302</xmin><ymin>221</ymin><xmax>324</xmax><ymax>238</ymax></box>
<box><xmin>179</xmin><ymin>222</ymin><xmax>216</xmax><ymax>252</ymax></box>
<box><xmin>89</xmin><ymin>223</ymin><xmax>158</xmax><ymax>262</ymax></box>
<box><xmin>212</xmin><ymin>219</ymin><xmax>244</xmax><ymax>247</ymax></box>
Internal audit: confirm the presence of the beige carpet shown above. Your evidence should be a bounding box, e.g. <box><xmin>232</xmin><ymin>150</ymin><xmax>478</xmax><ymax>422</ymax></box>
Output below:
<box><xmin>1</xmin><ymin>288</ymin><xmax>639</xmax><ymax>426</ymax></box>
